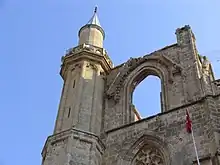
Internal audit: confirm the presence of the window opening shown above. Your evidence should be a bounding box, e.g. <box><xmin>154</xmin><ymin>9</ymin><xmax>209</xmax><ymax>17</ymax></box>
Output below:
<box><xmin>67</xmin><ymin>107</ymin><xmax>71</xmax><ymax>118</ymax></box>
<box><xmin>73</xmin><ymin>80</ymin><xmax>75</xmax><ymax>88</ymax></box>
<box><xmin>132</xmin><ymin>75</ymin><xmax>161</xmax><ymax>119</ymax></box>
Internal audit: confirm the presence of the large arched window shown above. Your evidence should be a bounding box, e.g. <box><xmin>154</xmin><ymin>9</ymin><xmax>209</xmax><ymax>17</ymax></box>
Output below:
<box><xmin>122</xmin><ymin>63</ymin><xmax>168</xmax><ymax>124</ymax></box>
<box><xmin>132</xmin><ymin>75</ymin><xmax>162</xmax><ymax>120</ymax></box>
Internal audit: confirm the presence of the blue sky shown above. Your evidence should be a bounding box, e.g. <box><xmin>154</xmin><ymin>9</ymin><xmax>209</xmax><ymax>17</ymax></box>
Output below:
<box><xmin>0</xmin><ymin>0</ymin><xmax>220</xmax><ymax>165</ymax></box>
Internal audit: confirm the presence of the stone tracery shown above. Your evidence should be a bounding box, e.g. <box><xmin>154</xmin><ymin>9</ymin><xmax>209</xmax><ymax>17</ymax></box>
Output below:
<box><xmin>133</xmin><ymin>146</ymin><xmax>164</xmax><ymax>165</ymax></box>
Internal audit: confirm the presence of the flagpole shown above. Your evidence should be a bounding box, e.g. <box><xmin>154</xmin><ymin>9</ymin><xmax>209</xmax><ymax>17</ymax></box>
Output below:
<box><xmin>191</xmin><ymin>125</ymin><xmax>200</xmax><ymax>165</ymax></box>
<box><xmin>186</xmin><ymin>109</ymin><xmax>200</xmax><ymax>165</ymax></box>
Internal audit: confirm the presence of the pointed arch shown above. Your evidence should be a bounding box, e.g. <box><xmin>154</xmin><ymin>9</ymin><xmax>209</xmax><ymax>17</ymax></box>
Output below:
<box><xmin>118</xmin><ymin>134</ymin><xmax>171</xmax><ymax>165</ymax></box>
<box><xmin>104</xmin><ymin>53</ymin><xmax>182</xmax><ymax>130</ymax></box>
<box><xmin>122</xmin><ymin>57</ymin><xmax>171</xmax><ymax>124</ymax></box>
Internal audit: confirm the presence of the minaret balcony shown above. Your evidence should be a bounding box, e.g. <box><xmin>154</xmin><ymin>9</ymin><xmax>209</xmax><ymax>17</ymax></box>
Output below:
<box><xmin>64</xmin><ymin>43</ymin><xmax>113</xmax><ymax>67</ymax></box>
<box><xmin>60</xmin><ymin>43</ymin><xmax>113</xmax><ymax>79</ymax></box>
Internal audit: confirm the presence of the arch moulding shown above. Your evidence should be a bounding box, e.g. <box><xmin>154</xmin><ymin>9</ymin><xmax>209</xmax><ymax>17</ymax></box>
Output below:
<box><xmin>106</xmin><ymin>52</ymin><xmax>182</xmax><ymax>102</ymax></box>
<box><xmin>106</xmin><ymin>52</ymin><xmax>182</xmax><ymax>124</ymax></box>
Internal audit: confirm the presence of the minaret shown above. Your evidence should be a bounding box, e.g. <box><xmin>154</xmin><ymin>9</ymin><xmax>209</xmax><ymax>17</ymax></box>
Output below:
<box><xmin>41</xmin><ymin>7</ymin><xmax>112</xmax><ymax>165</ymax></box>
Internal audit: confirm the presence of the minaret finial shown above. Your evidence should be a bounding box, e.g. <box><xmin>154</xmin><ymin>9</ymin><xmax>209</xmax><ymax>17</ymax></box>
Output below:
<box><xmin>94</xmin><ymin>6</ymin><xmax>98</xmax><ymax>13</ymax></box>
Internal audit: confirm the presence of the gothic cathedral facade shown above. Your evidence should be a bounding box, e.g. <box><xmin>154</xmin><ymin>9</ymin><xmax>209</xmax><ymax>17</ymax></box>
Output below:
<box><xmin>41</xmin><ymin>8</ymin><xmax>220</xmax><ymax>165</ymax></box>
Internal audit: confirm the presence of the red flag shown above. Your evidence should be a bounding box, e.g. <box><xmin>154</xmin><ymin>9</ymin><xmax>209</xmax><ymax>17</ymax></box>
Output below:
<box><xmin>186</xmin><ymin>109</ymin><xmax>192</xmax><ymax>133</ymax></box>
<box><xmin>186</xmin><ymin>110</ymin><xmax>200</xmax><ymax>164</ymax></box>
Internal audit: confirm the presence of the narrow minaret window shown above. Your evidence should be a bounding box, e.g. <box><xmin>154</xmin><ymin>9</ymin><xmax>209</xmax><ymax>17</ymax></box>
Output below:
<box><xmin>73</xmin><ymin>80</ymin><xmax>75</xmax><ymax>88</ymax></box>
<box><xmin>68</xmin><ymin>107</ymin><xmax>71</xmax><ymax>118</ymax></box>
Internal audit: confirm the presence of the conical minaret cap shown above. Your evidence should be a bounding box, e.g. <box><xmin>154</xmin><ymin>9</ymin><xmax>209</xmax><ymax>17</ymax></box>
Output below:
<box><xmin>87</xmin><ymin>6</ymin><xmax>101</xmax><ymax>27</ymax></box>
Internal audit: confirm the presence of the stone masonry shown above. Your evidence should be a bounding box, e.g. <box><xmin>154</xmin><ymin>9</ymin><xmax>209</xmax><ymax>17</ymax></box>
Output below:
<box><xmin>41</xmin><ymin>8</ymin><xmax>220</xmax><ymax>165</ymax></box>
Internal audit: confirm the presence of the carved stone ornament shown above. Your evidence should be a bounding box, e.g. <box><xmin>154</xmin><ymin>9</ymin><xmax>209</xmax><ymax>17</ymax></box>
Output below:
<box><xmin>106</xmin><ymin>53</ymin><xmax>182</xmax><ymax>102</ymax></box>
<box><xmin>86</xmin><ymin>62</ymin><xmax>98</xmax><ymax>71</ymax></box>
<box><xmin>202</xmin><ymin>58</ymin><xmax>210</xmax><ymax>72</ymax></box>
<box><xmin>217</xmin><ymin>147</ymin><xmax>220</xmax><ymax>155</ymax></box>
<box><xmin>70</xmin><ymin>63</ymin><xmax>82</xmax><ymax>71</ymax></box>
<box><xmin>133</xmin><ymin>146</ymin><xmax>164</xmax><ymax>165</ymax></box>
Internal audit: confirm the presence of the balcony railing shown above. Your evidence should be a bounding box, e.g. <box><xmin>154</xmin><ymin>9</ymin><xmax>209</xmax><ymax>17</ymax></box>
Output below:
<box><xmin>64</xmin><ymin>44</ymin><xmax>113</xmax><ymax>67</ymax></box>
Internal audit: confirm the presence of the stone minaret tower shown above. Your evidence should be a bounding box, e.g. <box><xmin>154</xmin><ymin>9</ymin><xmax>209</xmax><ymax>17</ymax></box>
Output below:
<box><xmin>41</xmin><ymin>7</ymin><xmax>113</xmax><ymax>165</ymax></box>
